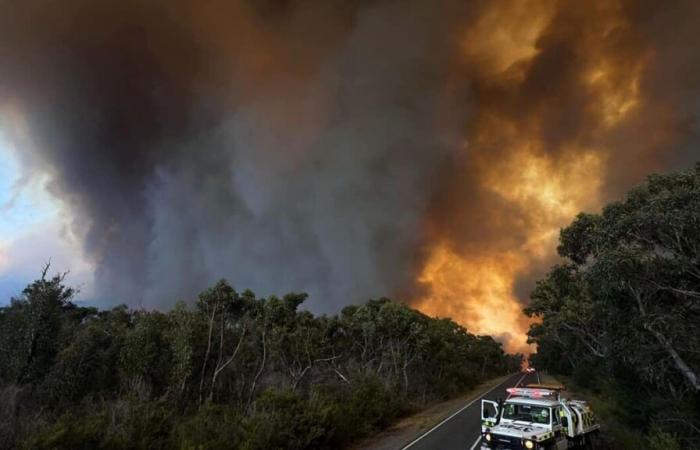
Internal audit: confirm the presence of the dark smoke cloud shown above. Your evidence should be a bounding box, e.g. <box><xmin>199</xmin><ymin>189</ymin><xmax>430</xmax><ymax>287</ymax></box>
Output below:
<box><xmin>1</xmin><ymin>0</ymin><xmax>699</xmax><ymax>325</ymax></box>
<box><xmin>0</xmin><ymin>0</ymin><xmax>471</xmax><ymax>310</ymax></box>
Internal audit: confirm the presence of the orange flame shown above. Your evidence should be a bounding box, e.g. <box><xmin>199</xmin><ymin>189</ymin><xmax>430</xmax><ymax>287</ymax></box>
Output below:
<box><xmin>416</xmin><ymin>151</ymin><xmax>604</xmax><ymax>354</ymax></box>
<box><xmin>414</xmin><ymin>0</ymin><xmax>646</xmax><ymax>354</ymax></box>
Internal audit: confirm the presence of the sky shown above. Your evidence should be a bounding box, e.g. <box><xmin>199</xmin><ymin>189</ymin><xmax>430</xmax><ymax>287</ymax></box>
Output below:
<box><xmin>0</xmin><ymin>0</ymin><xmax>698</xmax><ymax>354</ymax></box>
<box><xmin>0</xmin><ymin>133</ymin><xmax>94</xmax><ymax>304</ymax></box>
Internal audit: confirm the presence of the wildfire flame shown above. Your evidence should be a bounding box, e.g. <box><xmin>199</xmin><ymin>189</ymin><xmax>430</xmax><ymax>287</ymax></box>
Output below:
<box><xmin>2</xmin><ymin>0</ymin><xmax>691</xmax><ymax>346</ymax></box>
<box><xmin>413</xmin><ymin>0</ymin><xmax>644</xmax><ymax>354</ymax></box>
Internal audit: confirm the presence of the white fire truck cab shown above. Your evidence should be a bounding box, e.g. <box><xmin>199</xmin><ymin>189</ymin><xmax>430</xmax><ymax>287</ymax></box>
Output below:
<box><xmin>479</xmin><ymin>385</ymin><xmax>599</xmax><ymax>449</ymax></box>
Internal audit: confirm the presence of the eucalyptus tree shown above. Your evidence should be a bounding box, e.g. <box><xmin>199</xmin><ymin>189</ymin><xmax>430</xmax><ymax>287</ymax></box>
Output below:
<box><xmin>527</xmin><ymin>163</ymin><xmax>700</xmax><ymax>446</ymax></box>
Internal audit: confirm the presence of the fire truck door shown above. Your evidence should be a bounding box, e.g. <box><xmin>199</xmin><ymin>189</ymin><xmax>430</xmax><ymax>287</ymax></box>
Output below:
<box><xmin>481</xmin><ymin>400</ymin><xmax>499</xmax><ymax>432</ymax></box>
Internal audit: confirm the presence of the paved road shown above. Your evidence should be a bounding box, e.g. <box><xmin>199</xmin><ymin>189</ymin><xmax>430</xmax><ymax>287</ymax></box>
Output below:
<box><xmin>402</xmin><ymin>371</ymin><xmax>539</xmax><ymax>450</ymax></box>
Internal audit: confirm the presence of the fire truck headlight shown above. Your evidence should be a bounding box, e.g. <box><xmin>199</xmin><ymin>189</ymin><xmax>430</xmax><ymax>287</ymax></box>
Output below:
<box><xmin>485</xmin><ymin>433</ymin><xmax>491</xmax><ymax>442</ymax></box>
<box><xmin>524</xmin><ymin>439</ymin><xmax>534</xmax><ymax>449</ymax></box>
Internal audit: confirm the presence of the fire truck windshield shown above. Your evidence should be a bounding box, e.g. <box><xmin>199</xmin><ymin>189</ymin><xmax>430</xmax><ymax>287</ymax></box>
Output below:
<box><xmin>502</xmin><ymin>403</ymin><xmax>551</xmax><ymax>425</ymax></box>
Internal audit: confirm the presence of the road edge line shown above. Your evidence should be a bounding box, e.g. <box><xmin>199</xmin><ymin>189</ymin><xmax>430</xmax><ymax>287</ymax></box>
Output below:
<box><xmin>468</xmin><ymin>435</ymin><xmax>482</xmax><ymax>450</ymax></box>
<box><xmin>402</xmin><ymin>372</ymin><xmax>524</xmax><ymax>449</ymax></box>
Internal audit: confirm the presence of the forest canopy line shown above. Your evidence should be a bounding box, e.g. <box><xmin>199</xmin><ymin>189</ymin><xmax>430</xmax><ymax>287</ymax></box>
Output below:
<box><xmin>526</xmin><ymin>163</ymin><xmax>700</xmax><ymax>448</ymax></box>
<box><xmin>0</xmin><ymin>272</ymin><xmax>521</xmax><ymax>449</ymax></box>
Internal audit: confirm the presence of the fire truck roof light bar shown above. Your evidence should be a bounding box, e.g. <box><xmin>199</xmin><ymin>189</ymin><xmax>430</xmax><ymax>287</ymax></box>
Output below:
<box><xmin>506</xmin><ymin>387</ymin><xmax>559</xmax><ymax>400</ymax></box>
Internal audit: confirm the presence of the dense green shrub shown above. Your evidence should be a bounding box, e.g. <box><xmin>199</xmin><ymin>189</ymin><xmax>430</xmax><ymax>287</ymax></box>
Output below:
<box><xmin>173</xmin><ymin>403</ymin><xmax>245</xmax><ymax>450</ymax></box>
<box><xmin>24</xmin><ymin>412</ymin><xmax>109</xmax><ymax>450</ymax></box>
<box><xmin>243</xmin><ymin>389</ymin><xmax>329</xmax><ymax>450</ymax></box>
<box><xmin>0</xmin><ymin>272</ymin><xmax>519</xmax><ymax>448</ymax></box>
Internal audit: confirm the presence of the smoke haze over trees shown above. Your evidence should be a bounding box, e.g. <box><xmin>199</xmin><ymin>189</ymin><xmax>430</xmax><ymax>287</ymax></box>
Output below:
<box><xmin>0</xmin><ymin>0</ymin><xmax>469</xmax><ymax>311</ymax></box>
<box><xmin>1</xmin><ymin>1</ymin><xmax>700</xmax><ymax>353</ymax></box>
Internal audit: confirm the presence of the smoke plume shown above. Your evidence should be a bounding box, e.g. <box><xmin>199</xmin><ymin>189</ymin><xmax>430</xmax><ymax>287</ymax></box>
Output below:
<box><xmin>1</xmin><ymin>0</ymin><xmax>698</xmax><ymax>351</ymax></box>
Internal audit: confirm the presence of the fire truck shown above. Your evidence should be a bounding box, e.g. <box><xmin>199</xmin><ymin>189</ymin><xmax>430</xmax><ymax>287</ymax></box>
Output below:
<box><xmin>479</xmin><ymin>385</ymin><xmax>600</xmax><ymax>449</ymax></box>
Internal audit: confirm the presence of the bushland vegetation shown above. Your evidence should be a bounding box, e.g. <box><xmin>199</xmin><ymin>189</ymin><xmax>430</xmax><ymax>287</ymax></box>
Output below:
<box><xmin>526</xmin><ymin>163</ymin><xmax>700</xmax><ymax>449</ymax></box>
<box><xmin>0</xmin><ymin>268</ymin><xmax>520</xmax><ymax>449</ymax></box>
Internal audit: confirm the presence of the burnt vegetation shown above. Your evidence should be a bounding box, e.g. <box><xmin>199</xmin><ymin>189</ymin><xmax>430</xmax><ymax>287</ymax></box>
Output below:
<box><xmin>527</xmin><ymin>163</ymin><xmax>700</xmax><ymax>449</ymax></box>
<box><xmin>0</xmin><ymin>272</ymin><xmax>519</xmax><ymax>449</ymax></box>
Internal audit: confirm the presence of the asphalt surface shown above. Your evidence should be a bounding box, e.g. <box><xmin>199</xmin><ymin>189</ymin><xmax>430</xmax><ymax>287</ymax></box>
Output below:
<box><xmin>402</xmin><ymin>371</ymin><xmax>539</xmax><ymax>450</ymax></box>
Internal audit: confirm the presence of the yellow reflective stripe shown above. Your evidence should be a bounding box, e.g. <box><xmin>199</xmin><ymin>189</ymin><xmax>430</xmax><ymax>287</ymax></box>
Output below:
<box><xmin>536</xmin><ymin>431</ymin><xmax>554</xmax><ymax>441</ymax></box>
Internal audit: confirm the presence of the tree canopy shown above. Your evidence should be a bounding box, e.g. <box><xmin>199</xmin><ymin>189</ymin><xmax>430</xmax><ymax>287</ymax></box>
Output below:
<box><xmin>526</xmin><ymin>163</ymin><xmax>700</xmax><ymax>448</ymax></box>
<box><xmin>0</xmin><ymin>272</ymin><xmax>520</xmax><ymax>449</ymax></box>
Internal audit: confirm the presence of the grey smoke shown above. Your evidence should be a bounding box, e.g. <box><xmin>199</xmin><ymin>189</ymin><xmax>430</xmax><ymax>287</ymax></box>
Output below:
<box><xmin>1</xmin><ymin>0</ymin><xmax>699</xmax><ymax>315</ymax></box>
<box><xmin>0</xmin><ymin>0</ymin><xmax>470</xmax><ymax>311</ymax></box>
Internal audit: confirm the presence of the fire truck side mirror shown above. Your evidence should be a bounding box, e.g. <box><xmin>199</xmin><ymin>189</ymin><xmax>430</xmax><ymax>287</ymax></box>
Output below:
<box><xmin>561</xmin><ymin>417</ymin><xmax>569</xmax><ymax>428</ymax></box>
